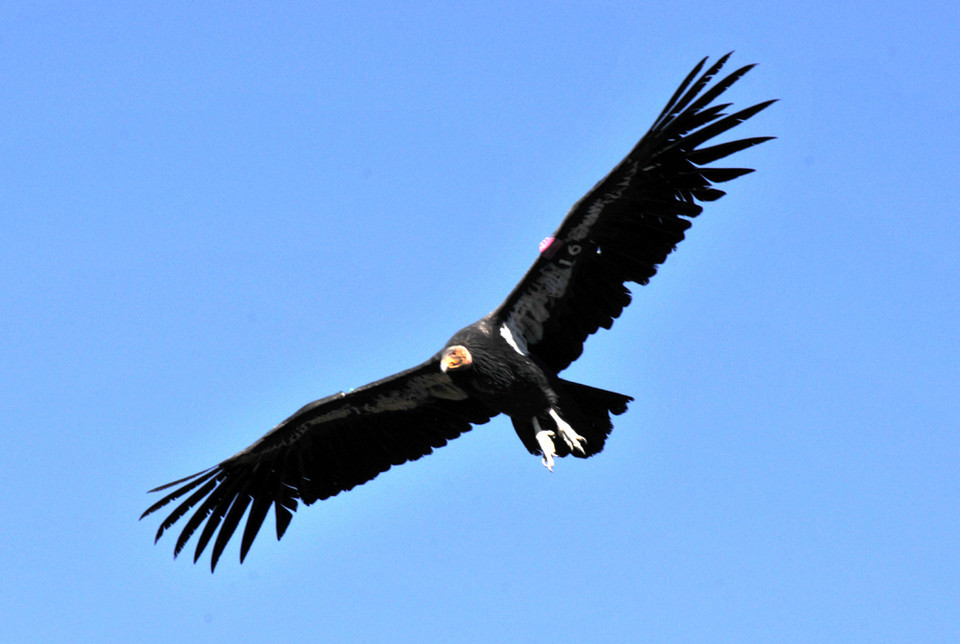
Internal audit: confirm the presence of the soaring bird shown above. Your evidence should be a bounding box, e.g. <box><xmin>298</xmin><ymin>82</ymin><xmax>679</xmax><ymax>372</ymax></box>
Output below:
<box><xmin>143</xmin><ymin>53</ymin><xmax>774</xmax><ymax>571</ymax></box>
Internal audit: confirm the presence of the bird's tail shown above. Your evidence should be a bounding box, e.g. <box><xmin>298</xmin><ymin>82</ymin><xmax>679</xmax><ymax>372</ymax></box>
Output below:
<box><xmin>554</xmin><ymin>379</ymin><xmax>633</xmax><ymax>457</ymax></box>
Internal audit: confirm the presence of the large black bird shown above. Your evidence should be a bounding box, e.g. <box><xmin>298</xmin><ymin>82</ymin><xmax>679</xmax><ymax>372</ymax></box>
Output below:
<box><xmin>143</xmin><ymin>53</ymin><xmax>773</xmax><ymax>570</ymax></box>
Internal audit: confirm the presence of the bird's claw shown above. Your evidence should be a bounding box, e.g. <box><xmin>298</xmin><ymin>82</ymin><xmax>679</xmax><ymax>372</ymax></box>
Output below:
<box><xmin>533</xmin><ymin>409</ymin><xmax>587</xmax><ymax>472</ymax></box>
<box><xmin>535</xmin><ymin>429</ymin><xmax>557</xmax><ymax>472</ymax></box>
<box><xmin>549</xmin><ymin>408</ymin><xmax>587</xmax><ymax>456</ymax></box>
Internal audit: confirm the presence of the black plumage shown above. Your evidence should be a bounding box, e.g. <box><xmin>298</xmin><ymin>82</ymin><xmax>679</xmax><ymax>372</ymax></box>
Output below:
<box><xmin>142</xmin><ymin>53</ymin><xmax>774</xmax><ymax>571</ymax></box>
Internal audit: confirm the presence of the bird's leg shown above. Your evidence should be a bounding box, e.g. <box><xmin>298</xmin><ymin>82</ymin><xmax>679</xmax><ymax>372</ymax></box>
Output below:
<box><xmin>532</xmin><ymin>416</ymin><xmax>556</xmax><ymax>472</ymax></box>
<box><xmin>549</xmin><ymin>408</ymin><xmax>587</xmax><ymax>456</ymax></box>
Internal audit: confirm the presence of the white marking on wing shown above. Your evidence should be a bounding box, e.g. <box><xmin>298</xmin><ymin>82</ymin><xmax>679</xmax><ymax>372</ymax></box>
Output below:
<box><xmin>499</xmin><ymin>323</ymin><xmax>528</xmax><ymax>355</ymax></box>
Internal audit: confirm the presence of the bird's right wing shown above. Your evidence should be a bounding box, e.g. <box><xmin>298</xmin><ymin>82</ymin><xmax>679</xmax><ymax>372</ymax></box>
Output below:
<box><xmin>141</xmin><ymin>356</ymin><xmax>493</xmax><ymax>571</ymax></box>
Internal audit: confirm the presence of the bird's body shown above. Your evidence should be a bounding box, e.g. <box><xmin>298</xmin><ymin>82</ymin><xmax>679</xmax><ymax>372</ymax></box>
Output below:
<box><xmin>143</xmin><ymin>53</ymin><xmax>774</xmax><ymax>570</ymax></box>
<box><xmin>441</xmin><ymin>316</ymin><xmax>631</xmax><ymax>467</ymax></box>
<box><xmin>443</xmin><ymin>318</ymin><xmax>555</xmax><ymax>418</ymax></box>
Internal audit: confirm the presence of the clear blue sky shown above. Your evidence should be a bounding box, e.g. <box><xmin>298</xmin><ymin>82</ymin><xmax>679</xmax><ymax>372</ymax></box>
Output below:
<box><xmin>3</xmin><ymin>2</ymin><xmax>958</xmax><ymax>642</ymax></box>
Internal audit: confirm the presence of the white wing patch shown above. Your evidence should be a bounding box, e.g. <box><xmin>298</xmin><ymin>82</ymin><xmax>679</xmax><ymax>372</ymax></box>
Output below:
<box><xmin>499</xmin><ymin>323</ymin><xmax>528</xmax><ymax>355</ymax></box>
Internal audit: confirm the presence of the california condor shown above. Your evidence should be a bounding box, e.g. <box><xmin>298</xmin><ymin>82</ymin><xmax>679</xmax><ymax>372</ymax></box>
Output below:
<box><xmin>143</xmin><ymin>53</ymin><xmax>774</xmax><ymax>570</ymax></box>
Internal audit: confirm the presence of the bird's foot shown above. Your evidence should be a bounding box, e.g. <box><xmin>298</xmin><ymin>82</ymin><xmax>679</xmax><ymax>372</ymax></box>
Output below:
<box><xmin>549</xmin><ymin>408</ymin><xmax>587</xmax><ymax>456</ymax></box>
<box><xmin>534</xmin><ymin>429</ymin><xmax>557</xmax><ymax>472</ymax></box>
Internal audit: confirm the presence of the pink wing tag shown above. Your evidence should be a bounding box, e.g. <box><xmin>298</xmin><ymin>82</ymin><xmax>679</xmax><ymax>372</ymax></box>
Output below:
<box><xmin>539</xmin><ymin>236</ymin><xmax>556</xmax><ymax>253</ymax></box>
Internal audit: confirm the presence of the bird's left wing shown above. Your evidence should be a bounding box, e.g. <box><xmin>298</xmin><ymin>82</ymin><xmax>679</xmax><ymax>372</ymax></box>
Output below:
<box><xmin>141</xmin><ymin>356</ymin><xmax>492</xmax><ymax>571</ymax></box>
<box><xmin>492</xmin><ymin>53</ymin><xmax>774</xmax><ymax>373</ymax></box>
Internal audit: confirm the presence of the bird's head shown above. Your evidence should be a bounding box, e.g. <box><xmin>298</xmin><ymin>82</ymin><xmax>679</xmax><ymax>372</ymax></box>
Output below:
<box><xmin>440</xmin><ymin>345</ymin><xmax>473</xmax><ymax>373</ymax></box>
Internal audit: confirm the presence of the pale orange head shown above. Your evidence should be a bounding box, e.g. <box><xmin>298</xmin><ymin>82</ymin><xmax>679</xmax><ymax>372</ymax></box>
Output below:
<box><xmin>440</xmin><ymin>345</ymin><xmax>473</xmax><ymax>373</ymax></box>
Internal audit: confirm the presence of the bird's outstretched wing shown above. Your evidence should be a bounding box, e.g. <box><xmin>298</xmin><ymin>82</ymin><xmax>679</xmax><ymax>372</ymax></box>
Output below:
<box><xmin>141</xmin><ymin>357</ymin><xmax>492</xmax><ymax>571</ymax></box>
<box><xmin>494</xmin><ymin>53</ymin><xmax>775</xmax><ymax>373</ymax></box>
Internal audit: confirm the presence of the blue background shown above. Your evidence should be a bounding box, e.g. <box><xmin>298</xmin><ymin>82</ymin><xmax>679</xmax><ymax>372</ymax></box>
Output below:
<box><xmin>3</xmin><ymin>2</ymin><xmax>958</xmax><ymax>642</ymax></box>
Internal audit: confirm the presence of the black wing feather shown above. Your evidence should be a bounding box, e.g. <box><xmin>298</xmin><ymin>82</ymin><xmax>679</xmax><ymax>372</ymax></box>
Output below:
<box><xmin>142</xmin><ymin>357</ymin><xmax>493</xmax><ymax>571</ymax></box>
<box><xmin>239</xmin><ymin>491</ymin><xmax>273</xmax><ymax>563</ymax></box>
<box><xmin>494</xmin><ymin>54</ymin><xmax>774</xmax><ymax>373</ymax></box>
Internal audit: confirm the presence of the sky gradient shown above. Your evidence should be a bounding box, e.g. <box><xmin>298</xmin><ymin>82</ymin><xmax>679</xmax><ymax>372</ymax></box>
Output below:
<box><xmin>3</xmin><ymin>2</ymin><xmax>958</xmax><ymax>642</ymax></box>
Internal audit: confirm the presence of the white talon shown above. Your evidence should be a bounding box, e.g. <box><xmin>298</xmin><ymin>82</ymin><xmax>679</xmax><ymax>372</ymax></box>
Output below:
<box><xmin>533</xmin><ymin>417</ymin><xmax>557</xmax><ymax>472</ymax></box>
<box><xmin>540</xmin><ymin>452</ymin><xmax>555</xmax><ymax>472</ymax></box>
<box><xmin>549</xmin><ymin>408</ymin><xmax>587</xmax><ymax>456</ymax></box>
